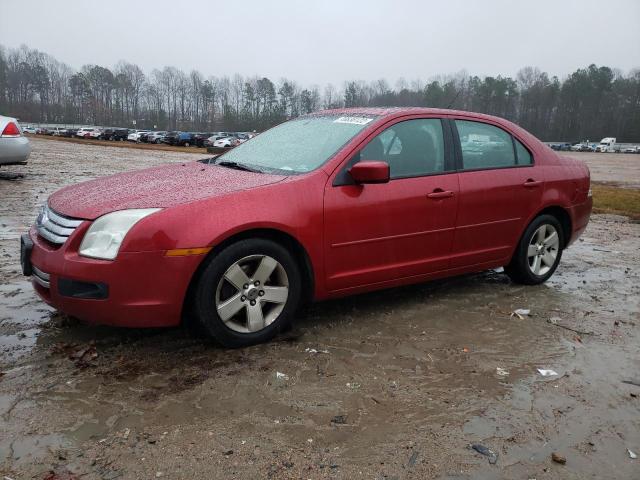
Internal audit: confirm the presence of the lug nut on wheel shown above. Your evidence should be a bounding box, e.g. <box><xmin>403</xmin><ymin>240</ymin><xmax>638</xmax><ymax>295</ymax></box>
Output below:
<box><xmin>259</xmin><ymin>290</ymin><xmax>264</xmax><ymax>296</ymax></box>
<box><xmin>243</xmin><ymin>283</ymin><xmax>249</xmax><ymax>289</ymax></box>
<box><xmin>250</xmin><ymin>300</ymin><xmax>256</xmax><ymax>306</ymax></box>
<box><xmin>254</xmin><ymin>281</ymin><xmax>260</xmax><ymax>286</ymax></box>
<box><xmin>241</xmin><ymin>295</ymin><xmax>246</xmax><ymax>301</ymax></box>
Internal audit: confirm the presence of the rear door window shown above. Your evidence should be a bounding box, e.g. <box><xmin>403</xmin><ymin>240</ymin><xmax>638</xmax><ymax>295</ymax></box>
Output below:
<box><xmin>455</xmin><ymin>120</ymin><xmax>516</xmax><ymax>170</ymax></box>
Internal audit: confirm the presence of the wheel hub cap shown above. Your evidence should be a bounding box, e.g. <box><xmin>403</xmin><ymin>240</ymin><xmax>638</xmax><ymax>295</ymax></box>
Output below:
<box><xmin>215</xmin><ymin>254</ymin><xmax>289</xmax><ymax>333</ymax></box>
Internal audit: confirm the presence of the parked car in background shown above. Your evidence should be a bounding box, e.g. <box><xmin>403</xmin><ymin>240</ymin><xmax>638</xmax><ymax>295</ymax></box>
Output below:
<box><xmin>22</xmin><ymin>126</ymin><xmax>37</xmax><ymax>134</ymax></box>
<box><xmin>110</xmin><ymin>128</ymin><xmax>129</xmax><ymax>141</ymax></box>
<box><xmin>50</xmin><ymin>127</ymin><xmax>68</xmax><ymax>137</ymax></box>
<box><xmin>194</xmin><ymin>132</ymin><xmax>214</xmax><ymax>147</ymax></box>
<box><xmin>63</xmin><ymin>128</ymin><xmax>78</xmax><ymax>138</ymax></box>
<box><xmin>622</xmin><ymin>146</ymin><xmax>639</xmax><ymax>154</ymax></box>
<box><xmin>146</xmin><ymin>131</ymin><xmax>167</xmax><ymax>144</ymax></box>
<box><xmin>162</xmin><ymin>131</ymin><xmax>180</xmax><ymax>145</ymax></box>
<box><xmin>138</xmin><ymin>132</ymin><xmax>153</xmax><ymax>143</ymax></box>
<box><xmin>76</xmin><ymin>128</ymin><xmax>97</xmax><ymax>139</ymax></box>
<box><xmin>213</xmin><ymin>136</ymin><xmax>240</xmax><ymax>149</ymax></box>
<box><xmin>176</xmin><ymin>132</ymin><xmax>196</xmax><ymax>147</ymax></box>
<box><xmin>571</xmin><ymin>143</ymin><xmax>592</xmax><ymax>152</ymax></box>
<box><xmin>127</xmin><ymin>130</ymin><xmax>149</xmax><ymax>142</ymax></box>
<box><xmin>20</xmin><ymin>107</ymin><xmax>592</xmax><ymax>348</ymax></box>
<box><xmin>203</xmin><ymin>133</ymin><xmax>231</xmax><ymax>147</ymax></box>
<box><xmin>0</xmin><ymin>114</ymin><xmax>31</xmax><ymax>166</ymax></box>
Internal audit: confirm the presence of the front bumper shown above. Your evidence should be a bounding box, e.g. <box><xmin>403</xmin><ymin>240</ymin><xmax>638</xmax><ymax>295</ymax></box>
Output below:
<box><xmin>24</xmin><ymin>226</ymin><xmax>204</xmax><ymax>328</ymax></box>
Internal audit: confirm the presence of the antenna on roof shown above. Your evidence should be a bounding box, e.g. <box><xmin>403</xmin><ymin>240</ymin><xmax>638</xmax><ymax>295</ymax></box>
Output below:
<box><xmin>445</xmin><ymin>89</ymin><xmax>461</xmax><ymax>109</ymax></box>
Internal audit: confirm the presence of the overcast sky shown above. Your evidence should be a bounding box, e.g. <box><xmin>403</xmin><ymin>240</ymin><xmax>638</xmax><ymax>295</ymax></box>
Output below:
<box><xmin>2</xmin><ymin>0</ymin><xmax>639</xmax><ymax>86</ymax></box>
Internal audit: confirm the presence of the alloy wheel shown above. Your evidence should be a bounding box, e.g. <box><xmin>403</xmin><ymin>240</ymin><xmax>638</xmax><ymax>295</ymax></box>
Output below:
<box><xmin>527</xmin><ymin>224</ymin><xmax>559</xmax><ymax>276</ymax></box>
<box><xmin>215</xmin><ymin>254</ymin><xmax>289</xmax><ymax>333</ymax></box>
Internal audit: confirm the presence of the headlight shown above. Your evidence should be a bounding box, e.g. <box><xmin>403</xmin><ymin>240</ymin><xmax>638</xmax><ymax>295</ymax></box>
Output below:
<box><xmin>79</xmin><ymin>209</ymin><xmax>161</xmax><ymax>260</ymax></box>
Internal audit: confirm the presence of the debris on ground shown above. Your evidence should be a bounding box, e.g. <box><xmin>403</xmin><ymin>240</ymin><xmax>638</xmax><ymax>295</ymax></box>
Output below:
<box><xmin>331</xmin><ymin>415</ymin><xmax>347</xmax><ymax>425</ymax></box>
<box><xmin>275</xmin><ymin>372</ymin><xmax>289</xmax><ymax>380</ymax></box>
<box><xmin>496</xmin><ymin>367</ymin><xmax>509</xmax><ymax>377</ymax></box>
<box><xmin>304</xmin><ymin>347</ymin><xmax>329</xmax><ymax>354</ymax></box>
<box><xmin>537</xmin><ymin>368</ymin><xmax>559</xmax><ymax>377</ymax></box>
<box><xmin>69</xmin><ymin>342</ymin><xmax>98</xmax><ymax>368</ymax></box>
<box><xmin>622</xmin><ymin>380</ymin><xmax>640</xmax><ymax>388</ymax></box>
<box><xmin>42</xmin><ymin>470</ymin><xmax>79</xmax><ymax>480</ymax></box>
<box><xmin>511</xmin><ymin>308</ymin><xmax>531</xmax><ymax>319</ymax></box>
<box><xmin>408</xmin><ymin>450</ymin><xmax>419</xmax><ymax>467</ymax></box>
<box><xmin>470</xmin><ymin>444</ymin><xmax>498</xmax><ymax>464</ymax></box>
<box><xmin>628</xmin><ymin>449</ymin><xmax>637</xmax><ymax>459</ymax></box>
<box><xmin>547</xmin><ymin>317</ymin><xmax>592</xmax><ymax>335</ymax></box>
<box><xmin>552</xmin><ymin>452</ymin><xmax>567</xmax><ymax>464</ymax></box>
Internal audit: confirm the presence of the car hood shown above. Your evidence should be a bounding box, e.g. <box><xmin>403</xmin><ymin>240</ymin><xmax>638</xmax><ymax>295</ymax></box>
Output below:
<box><xmin>48</xmin><ymin>161</ymin><xmax>286</xmax><ymax>220</ymax></box>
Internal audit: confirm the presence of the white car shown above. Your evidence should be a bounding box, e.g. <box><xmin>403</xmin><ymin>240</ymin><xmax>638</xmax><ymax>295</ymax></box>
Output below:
<box><xmin>213</xmin><ymin>137</ymin><xmax>240</xmax><ymax>148</ymax></box>
<box><xmin>127</xmin><ymin>130</ymin><xmax>149</xmax><ymax>142</ymax></box>
<box><xmin>0</xmin><ymin>115</ymin><xmax>31</xmax><ymax>166</ymax></box>
<box><xmin>76</xmin><ymin>127</ymin><xmax>97</xmax><ymax>139</ymax></box>
<box><xmin>22</xmin><ymin>126</ymin><xmax>37</xmax><ymax>134</ymax></box>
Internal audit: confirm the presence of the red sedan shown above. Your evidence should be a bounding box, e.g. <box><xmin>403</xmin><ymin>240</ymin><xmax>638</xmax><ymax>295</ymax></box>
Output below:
<box><xmin>21</xmin><ymin>108</ymin><xmax>592</xmax><ymax>347</ymax></box>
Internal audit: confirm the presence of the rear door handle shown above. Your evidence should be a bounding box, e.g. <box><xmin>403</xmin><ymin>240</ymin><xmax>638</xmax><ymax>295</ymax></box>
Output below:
<box><xmin>523</xmin><ymin>179</ymin><xmax>542</xmax><ymax>188</ymax></box>
<box><xmin>427</xmin><ymin>189</ymin><xmax>454</xmax><ymax>199</ymax></box>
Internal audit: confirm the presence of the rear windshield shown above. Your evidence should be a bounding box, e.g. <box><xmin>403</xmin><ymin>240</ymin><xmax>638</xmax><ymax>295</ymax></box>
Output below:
<box><xmin>216</xmin><ymin>115</ymin><xmax>376</xmax><ymax>174</ymax></box>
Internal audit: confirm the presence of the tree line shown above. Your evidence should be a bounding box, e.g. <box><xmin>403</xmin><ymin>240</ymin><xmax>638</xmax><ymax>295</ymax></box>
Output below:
<box><xmin>1</xmin><ymin>44</ymin><xmax>639</xmax><ymax>141</ymax></box>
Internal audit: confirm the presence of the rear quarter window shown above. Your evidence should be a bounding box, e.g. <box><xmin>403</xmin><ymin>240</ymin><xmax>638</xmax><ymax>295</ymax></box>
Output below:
<box><xmin>514</xmin><ymin>138</ymin><xmax>533</xmax><ymax>165</ymax></box>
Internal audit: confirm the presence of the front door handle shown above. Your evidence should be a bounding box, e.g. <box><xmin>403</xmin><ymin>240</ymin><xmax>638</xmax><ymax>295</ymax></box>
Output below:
<box><xmin>523</xmin><ymin>179</ymin><xmax>542</xmax><ymax>188</ymax></box>
<box><xmin>427</xmin><ymin>189</ymin><xmax>454</xmax><ymax>199</ymax></box>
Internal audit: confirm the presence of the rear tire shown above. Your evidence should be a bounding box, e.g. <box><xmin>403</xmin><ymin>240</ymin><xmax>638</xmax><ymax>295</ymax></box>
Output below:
<box><xmin>505</xmin><ymin>214</ymin><xmax>564</xmax><ymax>285</ymax></box>
<box><xmin>193</xmin><ymin>239</ymin><xmax>301</xmax><ymax>348</ymax></box>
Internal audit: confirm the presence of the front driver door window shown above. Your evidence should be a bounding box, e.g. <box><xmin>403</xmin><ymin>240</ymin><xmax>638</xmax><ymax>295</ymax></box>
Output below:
<box><xmin>360</xmin><ymin>118</ymin><xmax>446</xmax><ymax>178</ymax></box>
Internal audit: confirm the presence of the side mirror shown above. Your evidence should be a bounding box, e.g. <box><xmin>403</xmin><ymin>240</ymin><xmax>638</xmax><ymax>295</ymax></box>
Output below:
<box><xmin>349</xmin><ymin>161</ymin><xmax>390</xmax><ymax>184</ymax></box>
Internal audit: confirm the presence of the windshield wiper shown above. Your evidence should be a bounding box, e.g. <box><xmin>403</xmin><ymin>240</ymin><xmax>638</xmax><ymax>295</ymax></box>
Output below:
<box><xmin>215</xmin><ymin>161</ymin><xmax>262</xmax><ymax>173</ymax></box>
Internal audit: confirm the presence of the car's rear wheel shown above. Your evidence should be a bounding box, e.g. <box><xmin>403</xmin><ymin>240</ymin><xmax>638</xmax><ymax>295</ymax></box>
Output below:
<box><xmin>193</xmin><ymin>239</ymin><xmax>301</xmax><ymax>347</ymax></box>
<box><xmin>505</xmin><ymin>214</ymin><xmax>564</xmax><ymax>285</ymax></box>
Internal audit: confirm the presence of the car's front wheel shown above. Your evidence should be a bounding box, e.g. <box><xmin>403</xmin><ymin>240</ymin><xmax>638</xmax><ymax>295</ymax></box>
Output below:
<box><xmin>193</xmin><ymin>239</ymin><xmax>301</xmax><ymax>347</ymax></box>
<box><xmin>505</xmin><ymin>214</ymin><xmax>564</xmax><ymax>285</ymax></box>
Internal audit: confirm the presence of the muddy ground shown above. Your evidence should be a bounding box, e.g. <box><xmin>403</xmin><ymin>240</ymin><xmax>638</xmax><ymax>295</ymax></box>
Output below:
<box><xmin>0</xmin><ymin>138</ymin><xmax>638</xmax><ymax>479</ymax></box>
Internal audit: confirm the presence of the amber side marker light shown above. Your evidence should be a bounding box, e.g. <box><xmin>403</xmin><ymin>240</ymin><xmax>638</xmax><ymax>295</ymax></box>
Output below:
<box><xmin>165</xmin><ymin>247</ymin><xmax>212</xmax><ymax>257</ymax></box>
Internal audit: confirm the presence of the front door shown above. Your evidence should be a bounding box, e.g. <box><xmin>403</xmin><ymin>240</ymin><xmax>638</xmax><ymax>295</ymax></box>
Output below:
<box><xmin>324</xmin><ymin>117</ymin><xmax>459</xmax><ymax>292</ymax></box>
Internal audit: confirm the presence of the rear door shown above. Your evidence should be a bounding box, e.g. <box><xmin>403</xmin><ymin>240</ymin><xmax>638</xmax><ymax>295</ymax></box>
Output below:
<box><xmin>449</xmin><ymin>119</ymin><xmax>543</xmax><ymax>268</ymax></box>
<box><xmin>324</xmin><ymin>117</ymin><xmax>459</xmax><ymax>292</ymax></box>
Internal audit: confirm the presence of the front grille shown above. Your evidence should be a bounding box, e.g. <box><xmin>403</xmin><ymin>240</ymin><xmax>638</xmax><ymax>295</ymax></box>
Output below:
<box><xmin>36</xmin><ymin>205</ymin><xmax>83</xmax><ymax>245</ymax></box>
<box><xmin>32</xmin><ymin>265</ymin><xmax>51</xmax><ymax>289</ymax></box>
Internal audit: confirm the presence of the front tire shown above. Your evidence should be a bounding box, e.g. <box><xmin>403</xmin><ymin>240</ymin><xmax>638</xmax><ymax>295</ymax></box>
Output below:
<box><xmin>505</xmin><ymin>214</ymin><xmax>563</xmax><ymax>285</ymax></box>
<box><xmin>193</xmin><ymin>239</ymin><xmax>301</xmax><ymax>348</ymax></box>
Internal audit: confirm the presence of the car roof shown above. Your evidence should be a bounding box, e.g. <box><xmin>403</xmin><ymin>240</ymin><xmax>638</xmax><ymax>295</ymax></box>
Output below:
<box><xmin>311</xmin><ymin>107</ymin><xmax>509</xmax><ymax>123</ymax></box>
<box><xmin>308</xmin><ymin>107</ymin><xmax>539</xmax><ymax>146</ymax></box>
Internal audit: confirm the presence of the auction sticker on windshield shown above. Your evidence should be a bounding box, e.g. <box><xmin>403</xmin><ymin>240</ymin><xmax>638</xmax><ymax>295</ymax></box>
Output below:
<box><xmin>333</xmin><ymin>116</ymin><xmax>374</xmax><ymax>125</ymax></box>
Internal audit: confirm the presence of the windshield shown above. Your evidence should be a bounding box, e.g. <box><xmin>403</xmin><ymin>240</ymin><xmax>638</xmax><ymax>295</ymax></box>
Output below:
<box><xmin>215</xmin><ymin>115</ymin><xmax>376</xmax><ymax>174</ymax></box>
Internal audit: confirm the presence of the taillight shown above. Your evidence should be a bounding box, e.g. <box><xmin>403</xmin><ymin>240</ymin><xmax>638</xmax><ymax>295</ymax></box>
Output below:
<box><xmin>1</xmin><ymin>122</ymin><xmax>21</xmax><ymax>137</ymax></box>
